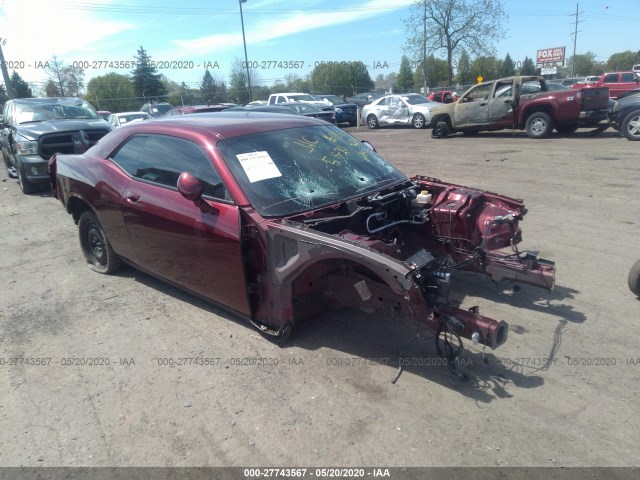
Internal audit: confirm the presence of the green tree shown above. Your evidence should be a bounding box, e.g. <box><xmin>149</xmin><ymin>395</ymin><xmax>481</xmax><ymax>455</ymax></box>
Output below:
<box><xmin>200</xmin><ymin>69</ymin><xmax>223</xmax><ymax>103</ymax></box>
<box><xmin>606</xmin><ymin>50</ymin><xmax>640</xmax><ymax>72</ymax></box>
<box><xmin>85</xmin><ymin>72</ymin><xmax>137</xmax><ymax>112</ymax></box>
<box><xmin>469</xmin><ymin>56</ymin><xmax>501</xmax><ymax>82</ymax></box>
<box><xmin>396</xmin><ymin>55</ymin><xmax>414</xmax><ymax>92</ymax></box>
<box><xmin>10</xmin><ymin>71</ymin><xmax>33</xmax><ymax>98</ymax></box>
<box><xmin>403</xmin><ymin>0</ymin><xmax>508</xmax><ymax>85</ymax></box>
<box><xmin>519</xmin><ymin>56</ymin><xmax>536</xmax><ymax>75</ymax></box>
<box><xmin>499</xmin><ymin>53</ymin><xmax>516</xmax><ymax>77</ymax></box>
<box><xmin>44</xmin><ymin>79</ymin><xmax>60</xmax><ymax>97</ymax></box>
<box><xmin>310</xmin><ymin>61</ymin><xmax>373</xmax><ymax>96</ymax></box>
<box><xmin>228</xmin><ymin>58</ymin><xmax>250</xmax><ymax>104</ymax></box>
<box><xmin>64</xmin><ymin>65</ymin><xmax>85</xmax><ymax>97</ymax></box>
<box><xmin>131</xmin><ymin>46</ymin><xmax>166</xmax><ymax>101</ymax></box>
<box><xmin>456</xmin><ymin>50</ymin><xmax>472</xmax><ymax>85</ymax></box>
<box><xmin>46</xmin><ymin>55</ymin><xmax>67</xmax><ymax>96</ymax></box>
<box><xmin>284</xmin><ymin>73</ymin><xmax>311</xmax><ymax>93</ymax></box>
<box><xmin>0</xmin><ymin>83</ymin><xmax>7</xmax><ymax>104</ymax></box>
<box><xmin>413</xmin><ymin>55</ymin><xmax>448</xmax><ymax>89</ymax></box>
<box><xmin>43</xmin><ymin>56</ymin><xmax>85</xmax><ymax>97</ymax></box>
<box><xmin>568</xmin><ymin>52</ymin><xmax>597</xmax><ymax>76</ymax></box>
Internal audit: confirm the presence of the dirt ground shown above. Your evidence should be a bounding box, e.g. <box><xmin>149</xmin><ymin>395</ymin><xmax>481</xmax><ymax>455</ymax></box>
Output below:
<box><xmin>0</xmin><ymin>125</ymin><xmax>639</xmax><ymax>469</ymax></box>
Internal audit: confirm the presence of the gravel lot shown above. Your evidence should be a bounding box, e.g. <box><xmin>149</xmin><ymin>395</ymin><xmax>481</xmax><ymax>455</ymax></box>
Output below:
<box><xmin>1</xmin><ymin>126</ymin><xmax>638</xmax><ymax>468</ymax></box>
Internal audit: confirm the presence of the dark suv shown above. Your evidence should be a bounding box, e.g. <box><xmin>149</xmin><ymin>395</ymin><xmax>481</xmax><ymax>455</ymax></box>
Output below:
<box><xmin>1</xmin><ymin>98</ymin><xmax>110</xmax><ymax>194</ymax></box>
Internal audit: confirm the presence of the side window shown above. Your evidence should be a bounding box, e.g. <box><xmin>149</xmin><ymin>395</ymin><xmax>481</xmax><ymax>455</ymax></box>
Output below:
<box><xmin>493</xmin><ymin>80</ymin><xmax>513</xmax><ymax>98</ymax></box>
<box><xmin>621</xmin><ymin>73</ymin><xmax>636</xmax><ymax>82</ymax></box>
<box><xmin>110</xmin><ymin>135</ymin><xmax>229</xmax><ymax>200</ymax></box>
<box><xmin>462</xmin><ymin>84</ymin><xmax>492</xmax><ymax>102</ymax></box>
<box><xmin>604</xmin><ymin>73</ymin><xmax>619</xmax><ymax>83</ymax></box>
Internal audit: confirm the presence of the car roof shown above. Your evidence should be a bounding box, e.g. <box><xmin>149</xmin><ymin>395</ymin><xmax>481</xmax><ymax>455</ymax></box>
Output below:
<box><xmin>90</xmin><ymin>113</ymin><xmax>329</xmax><ymax>160</ymax></box>
<box><xmin>11</xmin><ymin>97</ymin><xmax>87</xmax><ymax>104</ymax></box>
<box><xmin>114</xmin><ymin>111</ymin><xmax>150</xmax><ymax>116</ymax></box>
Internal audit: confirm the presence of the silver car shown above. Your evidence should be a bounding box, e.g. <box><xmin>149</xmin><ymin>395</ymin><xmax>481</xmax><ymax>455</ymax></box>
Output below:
<box><xmin>361</xmin><ymin>94</ymin><xmax>439</xmax><ymax>129</ymax></box>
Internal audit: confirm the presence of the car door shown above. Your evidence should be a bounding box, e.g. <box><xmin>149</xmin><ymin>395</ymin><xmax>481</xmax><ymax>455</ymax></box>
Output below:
<box><xmin>371</xmin><ymin>97</ymin><xmax>389</xmax><ymax>124</ymax></box>
<box><xmin>454</xmin><ymin>83</ymin><xmax>493</xmax><ymax>127</ymax></box>
<box><xmin>619</xmin><ymin>72</ymin><xmax>640</xmax><ymax>98</ymax></box>
<box><xmin>388</xmin><ymin>96</ymin><xmax>410</xmax><ymax>124</ymax></box>
<box><xmin>109</xmin><ymin>134</ymin><xmax>251</xmax><ymax>316</ymax></box>
<box><xmin>488</xmin><ymin>79</ymin><xmax>516</xmax><ymax>127</ymax></box>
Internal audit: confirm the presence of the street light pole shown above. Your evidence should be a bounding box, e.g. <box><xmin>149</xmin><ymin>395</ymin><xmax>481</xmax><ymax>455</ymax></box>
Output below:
<box><xmin>239</xmin><ymin>0</ymin><xmax>252</xmax><ymax>102</ymax></box>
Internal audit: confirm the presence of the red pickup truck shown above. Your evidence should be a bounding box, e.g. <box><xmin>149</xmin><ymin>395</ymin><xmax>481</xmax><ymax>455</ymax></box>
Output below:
<box><xmin>429</xmin><ymin>76</ymin><xmax>610</xmax><ymax>139</ymax></box>
<box><xmin>572</xmin><ymin>71</ymin><xmax>640</xmax><ymax>99</ymax></box>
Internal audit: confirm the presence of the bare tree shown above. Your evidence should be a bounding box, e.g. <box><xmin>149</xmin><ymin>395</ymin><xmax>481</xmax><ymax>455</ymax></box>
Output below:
<box><xmin>403</xmin><ymin>0</ymin><xmax>508</xmax><ymax>85</ymax></box>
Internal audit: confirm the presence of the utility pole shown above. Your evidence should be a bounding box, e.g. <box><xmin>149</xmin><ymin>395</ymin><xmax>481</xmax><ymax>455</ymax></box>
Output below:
<box><xmin>0</xmin><ymin>43</ymin><xmax>15</xmax><ymax>99</ymax></box>
<box><xmin>422</xmin><ymin>0</ymin><xmax>427</xmax><ymax>95</ymax></box>
<box><xmin>570</xmin><ymin>3</ymin><xmax>583</xmax><ymax>77</ymax></box>
<box><xmin>239</xmin><ymin>0</ymin><xmax>252</xmax><ymax>102</ymax></box>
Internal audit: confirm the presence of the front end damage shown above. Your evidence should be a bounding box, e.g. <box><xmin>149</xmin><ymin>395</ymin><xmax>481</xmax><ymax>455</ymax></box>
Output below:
<box><xmin>255</xmin><ymin>177</ymin><xmax>555</xmax><ymax>356</ymax></box>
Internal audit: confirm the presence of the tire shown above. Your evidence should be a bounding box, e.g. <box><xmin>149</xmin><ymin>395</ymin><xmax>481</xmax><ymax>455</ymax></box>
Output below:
<box><xmin>78</xmin><ymin>210</ymin><xmax>121</xmax><ymax>274</ymax></box>
<box><xmin>3</xmin><ymin>149</ymin><xmax>18</xmax><ymax>178</ymax></box>
<box><xmin>525</xmin><ymin>112</ymin><xmax>554</xmax><ymax>139</ymax></box>
<box><xmin>412</xmin><ymin>113</ymin><xmax>427</xmax><ymax>129</ymax></box>
<box><xmin>556</xmin><ymin>124</ymin><xmax>579</xmax><ymax>134</ymax></box>
<box><xmin>431</xmin><ymin>120</ymin><xmax>451</xmax><ymax>138</ymax></box>
<box><xmin>629</xmin><ymin>259</ymin><xmax>640</xmax><ymax>296</ymax></box>
<box><xmin>16</xmin><ymin>163</ymin><xmax>39</xmax><ymax>194</ymax></box>
<box><xmin>621</xmin><ymin>109</ymin><xmax>640</xmax><ymax>141</ymax></box>
<box><xmin>366</xmin><ymin>114</ymin><xmax>379</xmax><ymax>129</ymax></box>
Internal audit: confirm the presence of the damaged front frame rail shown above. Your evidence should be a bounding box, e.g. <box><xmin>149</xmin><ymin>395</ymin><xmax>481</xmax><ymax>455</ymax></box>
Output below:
<box><xmin>262</xmin><ymin>219</ymin><xmax>554</xmax><ymax>351</ymax></box>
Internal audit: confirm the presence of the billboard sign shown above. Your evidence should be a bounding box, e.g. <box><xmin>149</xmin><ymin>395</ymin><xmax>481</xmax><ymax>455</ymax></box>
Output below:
<box><xmin>536</xmin><ymin>47</ymin><xmax>565</xmax><ymax>68</ymax></box>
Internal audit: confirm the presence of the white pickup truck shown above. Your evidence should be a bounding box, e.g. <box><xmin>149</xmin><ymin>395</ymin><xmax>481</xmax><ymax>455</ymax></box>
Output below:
<box><xmin>267</xmin><ymin>93</ymin><xmax>333</xmax><ymax>111</ymax></box>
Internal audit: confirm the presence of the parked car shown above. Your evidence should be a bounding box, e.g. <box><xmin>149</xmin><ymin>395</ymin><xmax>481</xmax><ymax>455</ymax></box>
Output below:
<box><xmin>429</xmin><ymin>76</ymin><xmax>610</xmax><ymax>139</ymax></box>
<box><xmin>314</xmin><ymin>94</ymin><xmax>358</xmax><ymax>126</ymax></box>
<box><xmin>97</xmin><ymin>110</ymin><xmax>112</xmax><ymax>120</ymax></box>
<box><xmin>229</xmin><ymin>103</ymin><xmax>336</xmax><ymax>123</ymax></box>
<box><xmin>571</xmin><ymin>71</ymin><xmax>640</xmax><ymax>99</ymax></box>
<box><xmin>608</xmin><ymin>88</ymin><xmax>640</xmax><ymax>140</ymax></box>
<box><xmin>267</xmin><ymin>92</ymin><xmax>333</xmax><ymax>112</ymax></box>
<box><xmin>561</xmin><ymin>77</ymin><xmax>586</xmax><ymax>86</ymax></box>
<box><xmin>346</xmin><ymin>92</ymin><xmax>382</xmax><ymax>108</ymax></box>
<box><xmin>428</xmin><ymin>90</ymin><xmax>459</xmax><ymax>103</ymax></box>
<box><xmin>107</xmin><ymin>112</ymin><xmax>152</xmax><ymax>128</ymax></box>
<box><xmin>629</xmin><ymin>259</ymin><xmax>640</xmax><ymax>296</ymax></box>
<box><xmin>1</xmin><ymin>97</ymin><xmax>110</xmax><ymax>194</ymax></box>
<box><xmin>362</xmin><ymin>94</ymin><xmax>439</xmax><ymax>129</ymax></box>
<box><xmin>164</xmin><ymin>105</ymin><xmax>230</xmax><ymax>116</ymax></box>
<box><xmin>584</xmin><ymin>76</ymin><xmax>600</xmax><ymax>83</ymax></box>
<box><xmin>140</xmin><ymin>102</ymin><xmax>173</xmax><ymax>117</ymax></box>
<box><xmin>49</xmin><ymin>113</ymin><xmax>554</xmax><ymax>353</ymax></box>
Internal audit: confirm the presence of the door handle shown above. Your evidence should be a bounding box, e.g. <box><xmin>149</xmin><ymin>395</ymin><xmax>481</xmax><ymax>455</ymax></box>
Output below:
<box><xmin>125</xmin><ymin>191</ymin><xmax>140</xmax><ymax>202</ymax></box>
<box><xmin>480</xmin><ymin>102</ymin><xmax>488</xmax><ymax>106</ymax></box>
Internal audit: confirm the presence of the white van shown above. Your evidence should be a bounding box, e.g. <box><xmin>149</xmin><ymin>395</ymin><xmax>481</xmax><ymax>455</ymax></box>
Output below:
<box><xmin>632</xmin><ymin>64</ymin><xmax>640</xmax><ymax>73</ymax></box>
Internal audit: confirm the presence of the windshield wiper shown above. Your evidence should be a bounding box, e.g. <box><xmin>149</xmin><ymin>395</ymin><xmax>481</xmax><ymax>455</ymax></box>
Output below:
<box><xmin>18</xmin><ymin>120</ymin><xmax>46</xmax><ymax>124</ymax></box>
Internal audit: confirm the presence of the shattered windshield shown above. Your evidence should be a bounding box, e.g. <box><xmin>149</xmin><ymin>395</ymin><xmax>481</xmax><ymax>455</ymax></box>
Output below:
<box><xmin>217</xmin><ymin>125</ymin><xmax>407</xmax><ymax>216</ymax></box>
<box><xmin>15</xmin><ymin>99</ymin><xmax>100</xmax><ymax>124</ymax></box>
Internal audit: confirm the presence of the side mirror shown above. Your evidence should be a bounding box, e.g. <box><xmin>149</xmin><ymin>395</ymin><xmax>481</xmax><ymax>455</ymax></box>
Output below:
<box><xmin>177</xmin><ymin>172</ymin><xmax>214</xmax><ymax>213</ymax></box>
<box><xmin>361</xmin><ymin>140</ymin><xmax>376</xmax><ymax>152</ymax></box>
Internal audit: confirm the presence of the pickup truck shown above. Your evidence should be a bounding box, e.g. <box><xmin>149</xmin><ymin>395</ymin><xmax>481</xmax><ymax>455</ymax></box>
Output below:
<box><xmin>571</xmin><ymin>71</ymin><xmax>640</xmax><ymax>99</ymax></box>
<box><xmin>267</xmin><ymin>92</ymin><xmax>334</xmax><ymax>112</ymax></box>
<box><xmin>1</xmin><ymin>97</ymin><xmax>110</xmax><ymax>194</ymax></box>
<box><xmin>429</xmin><ymin>75</ymin><xmax>610</xmax><ymax>139</ymax></box>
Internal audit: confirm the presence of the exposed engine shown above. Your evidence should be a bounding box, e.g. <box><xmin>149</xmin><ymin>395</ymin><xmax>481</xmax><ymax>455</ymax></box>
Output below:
<box><xmin>279</xmin><ymin>176</ymin><xmax>555</xmax><ymax>359</ymax></box>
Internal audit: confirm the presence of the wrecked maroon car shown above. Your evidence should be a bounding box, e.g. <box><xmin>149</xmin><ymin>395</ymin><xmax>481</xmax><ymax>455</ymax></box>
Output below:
<box><xmin>49</xmin><ymin>112</ymin><xmax>555</xmax><ymax>359</ymax></box>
